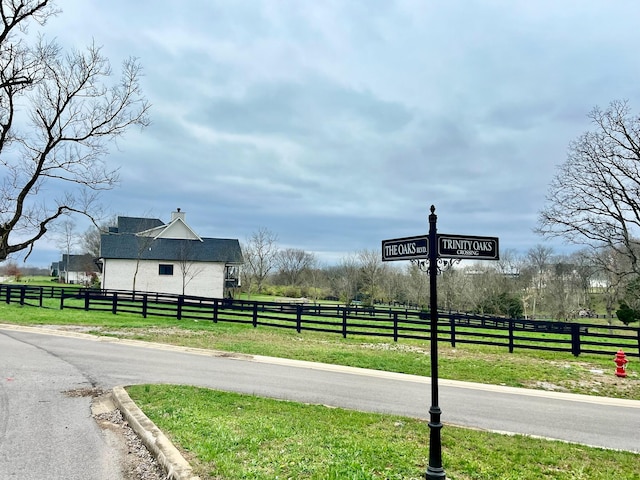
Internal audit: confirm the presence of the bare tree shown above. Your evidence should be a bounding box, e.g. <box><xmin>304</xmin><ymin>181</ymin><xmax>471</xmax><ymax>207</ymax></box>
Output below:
<box><xmin>545</xmin><ymin>257</ymin><xmax>581</xmax><ymax>321</ymax></box>
<box><xmin>328</xmin><ymin>253</ymin><xmax>360</xmax><ymax>304</ymax></box>
<box><xmin>81</xmin><ymin>217</ymin><xmax>116</xmax><ymax>258</ymax></box>
<box><xmin>537</xmin><ymin>100</ymin><xmax>640</xmax><ymax>279</ymax></box>
<box><xmin>131</xmin><ymin>234</ymin><xmax>155</xmax><ymax>293</ymax></box>
<box><xmin>569</xmin><ymin>249</ymin><xmax>598</xmax><ymax>310</ymax></box>
<box><xmin>176</xmin><ymin>240</ymin><xmax>204</xmax><ymax>295</ymax></box>
<box><xmin>0</xmin><ymin>1</ymin><xmax>150</xmax><ymax>261</ymax></box>
<box><xmin>4</xmin><ymin>260</ymin><xmax>21</xmax><ymax>280</ymax></box>
<box><xmin>379</xmin><ymin>264</ymin><xmax>405</xmax><ymax>305</ymax></box>
<box><xmin>526</xmin><ymin>244</ymin><xmax>554</xmax><ymax>319</ymax></box>
<box><xmin>241</xmin><ymin>227</ymin><xmax>279</xmax><ymax>297</ymax></box>
<box><xmin>52</xmin><ymin>218</ymin><xmax>77</xmax><ymax>282</ymax></box>
<box><xmin>358</xmin><ymin>249</ymin><xmax>386</xmax><ymax>305</ymax></box>
<box><xmin>305</xmin><ymin>260</ymin><xmax>329</xmax><ymax>302</ymax></box>
<box><xmin>591</xmin><ymin>246</ymin><xmax>630</xmax><ymax>326</ymax></box>
<box><xmin>275</xmin><ymin>248</ymin><xmax>315</xmax><ymax>287</ymax></box>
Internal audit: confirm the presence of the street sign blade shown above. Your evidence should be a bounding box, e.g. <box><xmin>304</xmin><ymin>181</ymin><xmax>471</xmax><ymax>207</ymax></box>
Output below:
<box><xmin>381</xmin><ymin>235</ymin><xmax>429</xmax><ymax>261</ymax></box>
<box><xmin>438</xmin><ymin>234</ymin><xmax>499</xmax><ymax>260</ymax></box>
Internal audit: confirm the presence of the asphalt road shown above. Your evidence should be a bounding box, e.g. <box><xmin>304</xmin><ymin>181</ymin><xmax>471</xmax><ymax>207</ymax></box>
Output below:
<box><xmin>1</xmin><ymin>325</ymin><xmax>639</xmax><ymax>478</ymax></box>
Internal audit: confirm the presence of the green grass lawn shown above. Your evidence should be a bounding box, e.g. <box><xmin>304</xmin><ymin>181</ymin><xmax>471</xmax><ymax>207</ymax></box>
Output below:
<box><xmin>127</xmin><ymin>385</ymin><xmax>640</xmax><ymax>480</ymax></box>
<box><xmin>2</xmin><ymin>301</ymin><xmax>639</xmax><ymax>478</ymax></box>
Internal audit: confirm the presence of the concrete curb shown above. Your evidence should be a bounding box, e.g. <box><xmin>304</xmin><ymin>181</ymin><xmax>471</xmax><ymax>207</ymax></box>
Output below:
<box><xmin>111</xmin><ymin>386</ymin><xmax>201</xmax><ymax>480</ymax></box>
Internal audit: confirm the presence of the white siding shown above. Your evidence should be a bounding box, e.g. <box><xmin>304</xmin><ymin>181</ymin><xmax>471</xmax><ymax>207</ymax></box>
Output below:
<box><xmin>66</xmin><ymin>271</ymin><xmax>93</xmax><ymax>285</ymax></box>
<box><xmin>102</xmin><ymin>258</ymin><xmax>226</xmax><ymax>297</ymax></box>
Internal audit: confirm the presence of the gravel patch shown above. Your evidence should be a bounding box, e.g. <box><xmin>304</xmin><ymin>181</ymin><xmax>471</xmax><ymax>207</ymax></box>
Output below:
<box><xmin>92</xmin><ymin>396</ymin><xmax>166</xmax><ymax>480</ymax></box>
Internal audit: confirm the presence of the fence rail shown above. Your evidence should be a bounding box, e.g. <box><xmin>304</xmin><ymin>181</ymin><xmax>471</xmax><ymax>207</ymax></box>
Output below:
<box><xmin>2</xmin><ymin>284</ymin><xmax>639</xmax><ymax>358</ymax></box>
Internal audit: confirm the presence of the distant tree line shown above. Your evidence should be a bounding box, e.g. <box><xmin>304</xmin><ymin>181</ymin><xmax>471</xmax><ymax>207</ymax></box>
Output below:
<box><xmin>0</xmin><ymin>262</ymin><xmax>50</xmax><ymax>280</ymax></box>
<box><xmin>241</xmin><ymin>228</ymin><xmax>639</xmax><ymax>325</ymax></box>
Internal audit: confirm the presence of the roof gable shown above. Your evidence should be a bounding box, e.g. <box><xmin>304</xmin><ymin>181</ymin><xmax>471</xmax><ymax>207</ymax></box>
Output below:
<box><xmin>138</xmin><ymin>217</ymin><xmax>202</xmax><ymax>241</ymax></box>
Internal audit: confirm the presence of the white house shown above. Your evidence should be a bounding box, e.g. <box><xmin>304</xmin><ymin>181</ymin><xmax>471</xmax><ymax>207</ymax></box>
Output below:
<box><xmin>51</xmin><ymin>254</ymin><xmax>99</xmax><ymax>285</ymax></box>
<box><xmin>98</xmin><ymin>209</ymin><xmax>243</xmax><ymax>298</ymax></box>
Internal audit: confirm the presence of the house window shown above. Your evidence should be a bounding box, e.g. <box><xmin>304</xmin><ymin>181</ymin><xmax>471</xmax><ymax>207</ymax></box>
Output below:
<box><xmin>159</xmin><ymin>264</ymin><xmax>174</xmax><ymax>276</ymax></box>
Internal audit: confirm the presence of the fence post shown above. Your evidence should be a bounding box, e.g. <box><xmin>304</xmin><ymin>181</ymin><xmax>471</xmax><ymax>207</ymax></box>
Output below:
<box><xmin>393</xmin><ymin>312</ymin><xmax>398</xmax><ymax>342</ymax></box>
<box><xmin>213</xmin><ymin>299</ymin><xmax>218</xmax><ymax>323</ymax></box>
<box><xmin>84</xmin><ymin>289</ymin><xmax>90</xmax><ymax>311</ymax></box>
<box><xmin>342</xmin><ymin>307</ymin><xmax>348</xmax><ymax>339</ymax></box>
<box><xmin>19</xmin><ymin>286</ymin><xmax>26</xmax><ymax>305</ymax></box>
<box><xmin>142</xmin><ymin>294</ymin><xmax>148</xmax><ymax>318</ymax></box>
<box><xmin>59</xmin><ymin>289</ymin><xmax>65</xmax><ymax>309</ymax></box>
<box><xmin>296</xmin><ymin>304</ymin><xmax>302</xmax><ymax>333</ymax></box>
<box><xmin>252</xmin><ymin>302</ymin><xmax>258</xmax><ymax>328</ymax></box>
<box><xmin>571</xmin><ymin>323</ymin><xmax>581</xmax><ymax>357</ymax></box>
<box><xmin>112</xmin><ymin>292</ymin><xmax>118</xmax><ymax>314</ymax></box>
<box><xmin>177</xmin><ymin>295</ymin><xmax>184</xmax><ymax>320</ymax></box>
<box><xmin>508</xmin><ymin>320</ymin><xmax>514</xmax><ymax>353</ymax></box>
<box><xmin>450</xmin><ymin>316</ymin><xmax>456</xmax><ymax>348</ymax></box>
<box><xmin>38</xmin><ymin>287</ymin><xmax>43</xmax><ymax>307</ymax></box>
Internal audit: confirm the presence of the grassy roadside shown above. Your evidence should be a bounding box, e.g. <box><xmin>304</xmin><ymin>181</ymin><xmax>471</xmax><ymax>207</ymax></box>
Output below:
<box><xmin>126</xmin><ymin>384</ymin><xmax>640</xmax><ymax>480</ymax></box>
<box><xmin>1</xmin><ymin>301</ymin><xmax>638</xmax><ymax>400</ymax></box>
<box><xmin>2</xmin><ymin>301</ymin><xmax>639</xmax><ymax>478</ymax></box>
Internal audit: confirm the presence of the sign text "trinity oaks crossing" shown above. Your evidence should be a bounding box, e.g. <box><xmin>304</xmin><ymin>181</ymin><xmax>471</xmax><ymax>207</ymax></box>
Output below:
<box><xmin>438</xmin><ymin>234</ymin><xmax>499</xmax><ymax>260</ymax></box>
<box><xmin>382</xmin><ymin>234</ymin><xmax>499</xmax><ymax>261</ymax></box>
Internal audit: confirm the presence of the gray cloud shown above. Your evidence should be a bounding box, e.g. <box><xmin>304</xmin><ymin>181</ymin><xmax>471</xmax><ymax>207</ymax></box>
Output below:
<box><xmin>16</xmin><ymin>0</ymin><xmax>640</xmax><ymax>266</ymax></box>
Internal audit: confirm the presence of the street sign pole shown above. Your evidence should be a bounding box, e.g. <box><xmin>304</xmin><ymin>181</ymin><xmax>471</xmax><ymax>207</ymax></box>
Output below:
<box><xmin>426</xmin><ymin>205</ymin><xmax>445</xmax><ymax>480</ymax></box>
<box><xmin>381</xmin><ymin>205</ymin><xmax>499</xmax><ymax>479</ymax></box>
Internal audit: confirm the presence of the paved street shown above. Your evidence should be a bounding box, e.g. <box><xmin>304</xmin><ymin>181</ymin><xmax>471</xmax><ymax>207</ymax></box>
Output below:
<box><xmin>0</xmin><ymin>328</ymin><xmax>127</xmax><ymax>479</ymax></box>
<box><xmin>1</xmin><ymin>324</ymin><xmax>639</xmax><ymax>478</ymax></box>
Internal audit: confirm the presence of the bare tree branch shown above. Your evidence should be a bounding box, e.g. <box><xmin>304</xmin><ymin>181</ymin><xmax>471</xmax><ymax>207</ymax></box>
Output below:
<box><xmin>537</xmin><ymin>100</ymin><xmax>640</xmax><ymax>278</ymax></box>
<box><xmin>0</xmin><ymin>1</ymin><xmax>149</xmax><ymax>260</ymax></box>
<box><xmin>241</xmin><ymin>227</ymin><xmax>279</xmax><ymax>297</ymax></box>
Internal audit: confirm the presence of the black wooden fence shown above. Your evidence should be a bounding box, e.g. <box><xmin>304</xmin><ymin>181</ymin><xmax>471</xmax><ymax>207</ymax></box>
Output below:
<box><xmin>2</xmin><ymin>284</ymin><xmax>639</xmax><ymax>358</ymax></box>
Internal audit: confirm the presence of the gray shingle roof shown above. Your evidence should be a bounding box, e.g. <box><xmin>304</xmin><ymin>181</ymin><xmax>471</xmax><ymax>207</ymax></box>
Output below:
<box><xmin>59</xmin><ymin>254</ymin><xmax>99</xmax><ymax>272</ymax></box>
<box><xmin>100</xmin><ymin>235</ymin><xmax>243</xmax><ymax>264</ymax></box>
<box><xmin>115</xmin><ymin>216</ymin><xmax>164</xmax><ymax>234</ymax></box>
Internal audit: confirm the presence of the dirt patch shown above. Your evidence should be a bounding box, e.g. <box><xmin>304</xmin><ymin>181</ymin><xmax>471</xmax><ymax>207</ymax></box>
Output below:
<box><xmin>63</xmin><ymin>386</ymin><xmax>106</xmax><ymax>398</ymax></box>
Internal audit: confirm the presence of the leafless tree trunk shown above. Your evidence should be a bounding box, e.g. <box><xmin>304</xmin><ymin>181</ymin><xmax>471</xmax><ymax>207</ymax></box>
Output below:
<box><xmin>131</xmin><ymin>235</ymin><xmax>155</xmax><ymax>293</ymax></box>
<box><xmin>0</xmin><ymin>1</ymin><xmax>150</xmax><ymax>261</ymax></box>
<box><xmin>176</xmin><ymin>240</ymin><xmax>204</xmax><ymax>295</ymax></box>
<box><xmin>53</xmin><ymin>218</ymin><xmax>77</xmax><ymax>283</ymax></box>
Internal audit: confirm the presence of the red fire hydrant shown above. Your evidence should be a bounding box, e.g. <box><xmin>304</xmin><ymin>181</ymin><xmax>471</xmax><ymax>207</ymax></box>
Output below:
<box><xmin>614</xmin><ymin>349</ymin><xmax>628</xmax><ymax>378</ymax></box>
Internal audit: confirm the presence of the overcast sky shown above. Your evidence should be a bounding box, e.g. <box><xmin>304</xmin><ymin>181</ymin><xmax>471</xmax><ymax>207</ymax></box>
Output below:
<box><xmin>17</xmin><ymin>0</ymin><xmax>640</xmax><ymax>267</ymax></box>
